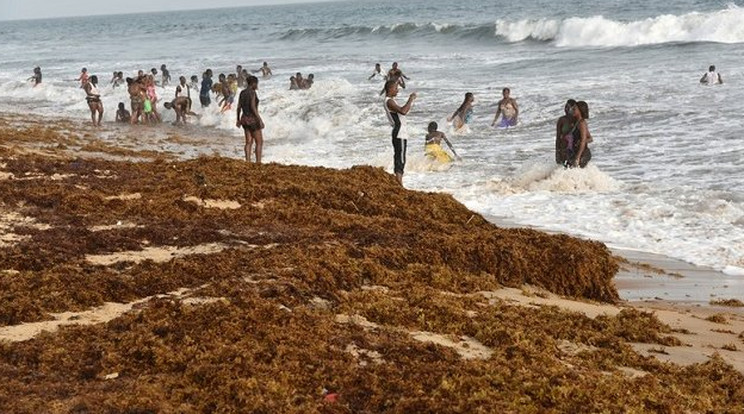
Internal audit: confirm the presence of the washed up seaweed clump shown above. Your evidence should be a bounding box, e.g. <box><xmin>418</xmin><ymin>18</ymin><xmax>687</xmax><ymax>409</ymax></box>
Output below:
<box><xmin>0</xmin><ymin>122</ymin><xmax>742</xmax><ymax>413</ymax></box>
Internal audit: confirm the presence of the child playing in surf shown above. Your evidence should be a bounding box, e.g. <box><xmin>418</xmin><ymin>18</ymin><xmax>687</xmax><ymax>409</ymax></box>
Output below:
<box><xmin>115</xmin><ymin>102</ymin><xmax>131</xmax><ymax>123</ymax></box>
<box><xmin>425</xmin><ymin>122</ymin><xmax>460</xmax><ymax>162</ymax></box>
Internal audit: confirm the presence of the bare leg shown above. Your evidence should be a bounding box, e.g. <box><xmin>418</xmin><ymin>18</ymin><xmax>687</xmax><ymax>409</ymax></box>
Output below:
<box><xmin>97</xmin><ymin>104</ymin><xmax>103</xmax><ymax>126</ymax></box>
<box><xmin>395</xmin><ymin>172</ymin><xmax>403</xmax><ymax>185</ymax></box>
<box><xmin>88</xmin><ymin>103</ymin><xmax>96</xmax><ymax>125</ymax></box>
<box><xmin>244</xmin><ymin>130</ymin><xmax>254</xmax><ymax>162</ymax></box>
<box><xmin>254</xmin><ymin>129</ymin><xmax>263</xmax><ymax>164</ymax></box>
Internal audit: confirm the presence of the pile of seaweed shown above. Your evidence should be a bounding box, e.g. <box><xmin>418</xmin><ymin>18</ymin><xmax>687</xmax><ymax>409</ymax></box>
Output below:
<box><xmin>0</xmin><ymin>125</ymin><xmax>742</xmax><ymax>413</ymax></box>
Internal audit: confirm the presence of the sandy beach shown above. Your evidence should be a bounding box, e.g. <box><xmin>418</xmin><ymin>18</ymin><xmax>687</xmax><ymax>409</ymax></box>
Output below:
<box><xmin>1</xmin><ymin>114</ymin><xmax>742</xmax><ymax>412</ymax></box>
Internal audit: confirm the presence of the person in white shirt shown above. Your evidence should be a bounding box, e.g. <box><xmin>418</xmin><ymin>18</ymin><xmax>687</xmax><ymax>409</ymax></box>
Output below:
<box><xmin>383</xmin><ymin>80</ymin><xmax>417</xmax><ymax>185</ymax></box>
<box><xmin>700</xmin><ymin>65</ymin><xmax>723</xmax><ymax>85</ymax></box>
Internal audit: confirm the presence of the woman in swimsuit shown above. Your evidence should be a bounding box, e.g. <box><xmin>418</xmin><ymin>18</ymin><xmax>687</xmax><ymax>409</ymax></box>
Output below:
<box><xmin>84</xmin><ymin>75</ymin><xmax>103</xmax><ymax>126</ymax></box>
<box><xmin>569</xmin><ymin>101</ymin><xmax>592</xmax><ymax>168</ymax></box>
<box><xmin>492</xmin><ymin>87</ymin><xmax>518</xmax><ymax>128</ymax></box>
<box><xmin>555</xmin><ymin>99</ymin><xmax>577</xmax><ymax>165</ymax></box>
<box><xmin>236</xmin><ymin>75</ymin><xmax>265</xmax><ymax>163</ymax></box>
<box><xmin>144</xmin><ymin>75</ymin><xmax>161</xmax><ymax>124</ymax></box>
<box><xmin>448</xmin><ymin>92</ymin><xmax>474</xmax><ymax>131</ymax></box>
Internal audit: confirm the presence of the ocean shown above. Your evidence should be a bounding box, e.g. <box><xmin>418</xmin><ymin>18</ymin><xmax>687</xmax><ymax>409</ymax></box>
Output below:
<box><xmin>0</xmin><ymin>0</ymin><xmax>743</xmax><ymax>276</ymax></box>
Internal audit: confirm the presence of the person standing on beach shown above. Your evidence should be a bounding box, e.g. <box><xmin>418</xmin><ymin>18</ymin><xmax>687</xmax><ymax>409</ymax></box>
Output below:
<box><xmin>236</xmin><ymin>75</ymin><xmax>265</xmax><ymax>163</ymax></box>
<box><xmin>492</xmin><ymin>87</ymin><xmax>518</xmax><ymax>128</ymax></box>
<box><xmin>127</xmin><ymin>77</ymin><xmax>145</xmax><ymax>125</ymax></box>
<box><xmin>700</xmin><ymin>65</ymin><xmax>723</xmax><ymax>85</ymax></box>
<box><xmin>383</xmin><ymin>79</ymin><xmax>417</xmax><ymax>185</ymax></box>
<box><xmin>569</xmin><ymin>101</ymin><xmax>592</xmax><ymax>168</ymax></box>
<box><xmin>84</xmin><ymin>75</ymin><xmax>103</xmax><ymax>126</ymax></box>
<box><xmin>556</xmin><ymin>99</ymin><xmax>577</xmax><ymax>165</ymax></box>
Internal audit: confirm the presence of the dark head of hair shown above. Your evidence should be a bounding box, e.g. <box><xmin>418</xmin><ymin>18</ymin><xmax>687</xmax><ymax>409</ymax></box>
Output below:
<box><xmin>117</xmin><ymin>71</ymin><xmax>123</xmax><ymax>77</ymax></box>
<box><xmin>190</xmin><ymin>75</ymin><xmax>198</xmax><ymax>81</ymax></box>
<box><xmin>290</xmin><ymin>76</ymin><xmax>296</xmax><ymax>81</ymax></box>
<box><xmin>151</xmin><ymin>68</ymin><xmax>157</xmax><ymax>74</ymax></box>
<box><xmin>457</xmin><ymin>93</ymin><xmax>474</xmax><ymax>113</ymax></box>
<box><xmin>90</xmin><ymin>75</ymin><xmax>98</xmax><ymax>84</ymax></box>
<box><xmin>218</xmin><ymin>73</ymin><xmax>226</xmax><ymax>81</ymax></box>
<box><xmin>237</xmin><ymin>65</ymin><xmax>242</xmax><ymax>70</ymax></box>
<box><xmin>247</xmin><ymin>75</ymin><xmax>259</xmax><ymax>86</ymax></box>
<box><xmin>502</xmin><ymin>87</ymin><xmax>510</xmax><ymax>94</ymax></box>
<box><xmin>179</xmin><ymin>76</ymin><xmax>186</xmax><ymax>83</ymax></box>
<box><xmin>164</xmin><ymin>102</ymin><xmax>172</xmax><ymax>110</ymax></box>
<box><xmin>308</xmin><ymin>74</ymin><xmax>314</xmax><ymax>79</ymax></box>
<box><xmin>263</xmin><ymin>62</ymin><xmax>268</xmax><ymax>66</ymax></box>
<box><xmin>82</xmin><ymin>67</ymin><xmax>87</xmax><ymax>72</ymax></box>
<box><xmin>296</xmin><ymin>72</ymin><xmax>302</xmax><ymax>77</ymax></box>
<box><xmin>206</xmin><ymin>69</ymin><xmax>213</xmax><ymax>76</ymax></box>
<box><xmin>161</xmin><ymin>64</ymin><xmax>167</xmax><ymax>69</ymax></box>
<box><xmin>576</xmin><ymin>101</ymin><xmax>589</xmax><ymax>119</ymax></box>
<box><xmin>126</xmin><ymin>77</ymin><xmax>133</xmax><ymax>85</ymax></box>
<box><xmin>428</xmin><ymin>121</ymin><xmax>438</xmax><ymax>132</ymax></box>
<box><xmin>118</xmin><ymin>102</ymin><xmax>125</xmax><ymax>109</ymax></box>
<box><xmin>381</xmin><ymin>79</ymin><xmax>398</xmax><ymax>96</ymax></box>
<box><xmin>566</xmin><ymin>99</ymin><xmax>577</xmax><ymax>107</ymax></box>
<box><xmin>709</xmin><ymin>65</ymin><xmax>716</xmax><ymax>71</ymax></box>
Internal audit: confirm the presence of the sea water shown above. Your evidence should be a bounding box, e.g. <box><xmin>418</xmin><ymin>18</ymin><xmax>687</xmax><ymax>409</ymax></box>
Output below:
<box><xmin>0</xmin><ymin>0</ymin><xmax>743</xmax><ymax>276</ymax></box>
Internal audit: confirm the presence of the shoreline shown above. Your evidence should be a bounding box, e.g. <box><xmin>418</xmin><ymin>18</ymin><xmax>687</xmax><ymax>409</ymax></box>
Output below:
<box><xmin>2</xmin><ymin>113</ymin><xmax>744</xmax><ymax>411</ymax></box>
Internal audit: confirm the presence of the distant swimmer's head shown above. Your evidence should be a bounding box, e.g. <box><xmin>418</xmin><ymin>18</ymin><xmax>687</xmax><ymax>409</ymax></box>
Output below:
<box><xmin>191</xmin><ymin>75</ymin><xmax>198</xmax><ymax>82</ymax></box>
<box><xmin>118</xmin><ymin>102</ymin><xmax>125</xmax><ymax>110</ymax></box>
<box><xmin>164</xmin><ymin>102</ymin><xmax>173</xmax><ymax>110</ymax></box>
<box><xmin>161</xmin><ymin>64</ymin><xmax>167</xmax><ymax>70</ymax></box>
<box><xmin>236</xmin><ymin>65</ymin><xmax>242</xmax><ymax>71</ymax></box>
<box><xmin>465</xmin><ymin>92</ymin><xmax>474</xmax><ymax>102</ymax></box>
<box><xmin>502</xmin><ymin>87</ymin><xmax>510</xmax><ymax>97</ymax></box>
<box><xmin>308</xmin><ymin>74</ymin><xmax>314</xmax><ymax>80</ymax></box>
<box><xmin>126</xmin><ymin>77</ymin><xmax>133</xmax><ymax>85</ymax></box>
<box><xmin>392</xmin><ymin>62</ymin><xmax>398</xmax><ymax>69</ymax></box>
<box><xmin>219</xmin><ymin>73</ymin><xmax>226</xmax><ymax>82</ymax></box>
<box><xmin>90</xmin><ymin>75</ymin><xmax>98</xmax><ymax>85</ymax></box>
<box><xmin>138</xmin><ymin>70</ymin><xmax>144</xmax><ymax>78</ymax></box>
<box><xmin>206</xmin><ymin>69</ymin><xmax>213</xmax><ymax>77</ymax></box>
<box><xmin>564</xmin><ymin>99</ymin><xmax>577</xmax><ymax>115</ymax></box>
<box><xmin>247</xmin><ymin>75</ymin><xmax>259</xmax><ymax>89</ymax></box>
<box><xmin>81</xmin><ymin>67</ymin><xmax>87</xmax><ymax>73</ymax></box>
<box><xmin>263</xmin><ymin>62</ymin><xmax>269</xmax><ymax>67</ymax></box>
<box><xmin>575</xmin><ymin>101</ymin><xmax>589</xmax><ymax>119</ymax></box>
<box><xmin>179</xmin><ymin>76</ymin><xmax>186</xmax><ymax>84</ymax></box>
<box><xmin>296</xmin><ymin>72</ymin><xmax>302</xmax><ymax>78</ymax></box>
<box><xmin>151</xmin><ymin>68</ymin><xmax>157</xmax><ymax>75</ymax></box>
<box><xmin>709</xmin><ymin>65</ymin><xmax>716</xmax><ymax>72</ymax></box>
<box><xmin>428</xmin><ymin>121</ymin><xmax>438</xmax><ymax>132</ymax></box>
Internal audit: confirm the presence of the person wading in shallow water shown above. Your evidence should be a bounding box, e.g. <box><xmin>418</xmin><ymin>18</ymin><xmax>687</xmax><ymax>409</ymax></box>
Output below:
<box><xmin>84</xmin><ymin>75</ymin><xmax>103</xmax><ymax>126</ymax></box>
<box><xmin>382</xmin><ymin>79</ymin><xmax>417</xmax><ymax>185</ymax></box>
<box><xmin>236</xmin><ymin>75</ymin><xmax>265</xmax><ymax>163</ymax></box>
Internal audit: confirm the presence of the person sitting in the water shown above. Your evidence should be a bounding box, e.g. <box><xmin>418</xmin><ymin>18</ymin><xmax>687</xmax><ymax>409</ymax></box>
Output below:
<box><xmin>700</xmin><ymin>65</ymin><xmax>723</xmax><ymax>85</ymax></box>
<box><xmin>556</xmin><ymin>99</ymin><xmax>577</xmax><ymax>165</ymax></box>
<box><xmin>447</xmin><ymin>92</ymin><xmax>474</xmax><ymax>131</ymax></box>
<box><xmin>368</xmin><ymin>63</ymin><xmax>384</xmax><ymax>80</ymax></box>
<box><xmin>289</xmin><ymin>76</ymin><xmax>299</xmax><ymax>90</ymax></box>
<box><xmin>164</xmin><ymin>96</ymin><xmax>199</xmax><ymax>125</ymax></box>
<box><xmin>301</xmin><ymin>74</ymin><xmax>314</xmax><ymax>90</ymax></box>
<box><xmin>115</xmin><ymin>102</ymin><xmax>131</xmax><ymax>123</ymax></box>
<box><xmin>492</xmin><ymin>87</ymin><xmax>519</xmax><ymax>128</ymax></box>
<box><xmin>425</xmin><ymin>122</ymin><xmax>460</xmax><ymax>162</ymax></box>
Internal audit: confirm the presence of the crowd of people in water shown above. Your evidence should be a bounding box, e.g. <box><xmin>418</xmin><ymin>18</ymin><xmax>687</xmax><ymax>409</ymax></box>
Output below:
<box><xmin>27</xmin><ymin>61</ymin><xmax>724</xmax><ymax>181</ymax></box>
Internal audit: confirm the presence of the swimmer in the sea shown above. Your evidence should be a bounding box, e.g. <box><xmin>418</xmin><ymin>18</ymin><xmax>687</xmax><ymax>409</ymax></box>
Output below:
<box><xmin>387</xmin><ymin>62</ymin><xmax>409</xmax><ymax>89</ymax></box>
<box><xmin>368</xmin><ymin>63</ymin><xmax>384</xmax><ymax>80</ymax></box>
<box><xmin>492</xmin><ymin>87</ymin><xmax>518</xmax><ymax>128</ymax></box>
<box><xmin>447</xmin><ymin>92</ymin><xmax>474</xmax><ymax>131</ymax></box>
<box><xmin>164</xmin><ymin>96</ymin><xmax>199</xmax><ymax>125</ymax></box>
<box><xmin>28</xmin><ymin>66</ymin><xmax>42</xmax><ymax>87</ymax></box>
<box><xmin>700</xmin><ymin>65</ymin><xmax>723</xmax><ymax>85</ymax></box>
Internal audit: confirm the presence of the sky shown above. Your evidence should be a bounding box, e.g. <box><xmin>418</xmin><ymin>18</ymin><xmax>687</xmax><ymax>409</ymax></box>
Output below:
<box><xmin>0</xmin><ymin>0</ymin><xmax>327</xmax><ymax>21</ymax></box>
